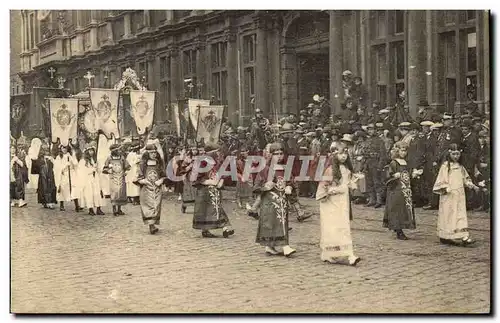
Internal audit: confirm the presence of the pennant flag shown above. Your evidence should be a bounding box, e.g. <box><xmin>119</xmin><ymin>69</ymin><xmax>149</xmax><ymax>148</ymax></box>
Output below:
<box><xmin>33</xmin><ymin>87</ymin><xmax>70</xmax><ymax>138</ymax></box>
<box><xmin>196</xmin><ymin>105</ymin><xmax>225</xmax><ymax>145</ymax></box>
<box><xmin>10</xmin><ymin>94</ymin><xmax>31</xmax><ymax>139</ymax></box>
<box><xmin>90</xmin><ymin>88</ymin><xmax>120</xmax><ymax>139</ymax></box>
<box><xmin>49</xmin><ymin>98</ymin><xmax>79</xmax><ymax>146</ymax></box>
<box><xmin>188</xmin><ymin>99</ymin><xmax>210</xmax><ymax>131</ymax></box>
<box><xmin>130</xmin><ymin>90</ymin><xmax>155</xmax><ymax>135</ymax></box>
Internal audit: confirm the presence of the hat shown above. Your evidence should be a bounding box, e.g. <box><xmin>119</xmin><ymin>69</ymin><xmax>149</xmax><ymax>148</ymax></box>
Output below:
<box><xmin>315</xmin><ymin>127</ymin><xmax>323</xmax><ymax>132</ymax></box>
<box><xmin>307</xmin><ymin>103</ymin><xmax>315</xmax><ymax>108</ymax></box>
<box><xmin>295</xmin><ymin>128</ymin><xmax>304</xmax><ymax>134</ymax></box>
<box><xmin>298</xmin><ymin>122</ymin><xmax>307</xmax><ymax>127</ymax></box>
<box><xmin>299</xmin><ymin>146</ymin><xmax>309</xmax><ymax>150</ymax></box>
<box><xmin>461</xmin><ymin>119</ymin><xmax>473</xmax><ymax>128</ymax></box>
<box><xmin>340</xmin><ymin>134</ymin><xmax>353</xmax><ymax>142</ymax></box>
<box><xmin>399</xmin><ymin>122</ymin><xmax>411</xmax><ymax>128</ymax></box>
<box><xmin>255</xmin><ymin>108</ymin><xmax>262</xmax><ymax>113</ymax></box>
<box><xmin>109</xmin><ymin>143</ymin><xmax>121</xmax><ymax>151</ymax></box>
<box><xmin>342</xmin><ymin>70</ymin><xmax>353</xmax><ymax>76</ymax></box>
<box><xmin>375</xmin><ymin>122</ymin><xmax>384</xmax><ymax>128</ymax></box>
<box><xmin>144</xmin><ymin>144</ymin><xmax>157</xmax><ymax>152</ymax></box>
<box><xmin>442</xmin><ymin>112</ymin><xmax>453</xmax><ymax>120</ymax></box>
<box><xmin>418</xmin><ymin>100</ymin><xmax>430</xmax><ymax>107</ymax></box>
<box><xmin>430</xmin><ymin>123</ymin><xmax>443</xmax><ymax>130</ymax></box>
<box><xmin>84</xmin><ymin>141</ymin><xmax>97</xmax><ymax>152</ymax></box>
<box><xmin>460</xmin><ymin>114</ymin><xmax>473</xmax><ymax>120</ymax></box>
<box><xmin>379</xmin><ymin>109</ymin><xmax>390</xmax><ymax>114</ymax></box>
<box><xmin>237</xmin><ymin>126</ymin><xmax>245</xmax><ymax>131</ymax></box>
<box><xmin>305</xmin><ymin>131</ymin><xmax>316</xmax><ymax>137</ymax></box>
<box><xmin>323</xmin><ymin>125</ymin><xmax>332</xmax><ymax>132</ymax></box>
<box><xmin>420</xmin><ymin>121</ymin><xmax>434</xmax><ymax>127</ymax></box>
<box><xmin>366</xmin><ymin>123</ymin><xmax>375</xmax><ymax>129</ymax></box>
<box><xmin>354</xmin><ymin>130</ymin><xmax>367</xmax><ymax>138</ymax></box>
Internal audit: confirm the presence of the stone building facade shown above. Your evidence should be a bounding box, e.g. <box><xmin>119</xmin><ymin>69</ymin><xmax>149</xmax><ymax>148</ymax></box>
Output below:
<box><xmin>17</xmin><ymin>10</ymin><xmax>490</xmax><ymax>128</ymax></box>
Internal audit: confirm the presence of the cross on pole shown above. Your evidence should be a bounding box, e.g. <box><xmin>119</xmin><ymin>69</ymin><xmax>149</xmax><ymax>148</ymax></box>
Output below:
<box><xmin>187</xmin><ymin>82</ymin><xmax>194</xmax><ymax>97</ymax></box>
<box><xmin>84</xmin><ymin>71</ymin><xmax>95</xmax><ymax>88</ymax></box>
<box><xmin>57</xmin><ymin>76</ymin><xmax>66</xmax><ymax>89</ymax></box>
<box><xmin>48</xmin><ymin>67</ymin><xmax>56</xmax><ymax>79</ymax></box>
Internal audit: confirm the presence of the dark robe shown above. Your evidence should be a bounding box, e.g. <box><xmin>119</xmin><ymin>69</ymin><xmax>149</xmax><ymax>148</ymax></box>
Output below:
<box><xmin>31</xmin><ymin>156</ymin><xmax>57</xmax><ymax>205</ymax></box>
<box><xmin>11</xmin><ymin>158</ymin><xmax>29</xmax><ymax>200</ymax></box>
<box><xmin>383</xmin><ymin>159</ymin><xmax>416</xmax><ymax>230</ymax></box>
<box><xmin>407</xmin><ymin>133</ymin><xmax>427</xmax><ymax>206</ymax></box>
<box><xmin>134</xmin><ymin>159</ymin><xmax>166</xmax><ymax>225</ymax></box>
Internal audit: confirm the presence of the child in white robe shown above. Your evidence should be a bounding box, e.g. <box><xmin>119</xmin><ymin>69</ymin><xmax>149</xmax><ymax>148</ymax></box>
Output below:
<box><xmin>316</xmin><ymin>142</ymin><xmax>361</xmax><ymax>266</ymax></box>
<box><xmin>433</xmin><ymin>144</ymin><xmax>480</xmax><ymax>246</ymax></box>
<box><xmin>79</xmin><ymin>142</ymin><xmax>104</xmax><ymax>215</ymax></box>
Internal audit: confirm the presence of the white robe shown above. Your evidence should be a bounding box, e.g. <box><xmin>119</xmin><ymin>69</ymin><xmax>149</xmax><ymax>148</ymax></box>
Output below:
<box><xmin>433</xmin><ymin>162</ymin><xmax>475</xmax><ymax>240</ymax></box>
<box><xmin>98</xmin><ymin>134</ymin><xmax>114</xmax><ymax>196</ymax></box>
<box><xmin>316</xmin><ymin>165</ymin><xmax>357</xmax><ymax>261</ymax></box>
<box><xmin>78</xmin><ymin>159</ymin><xmax>104</xmax><ymax>208</ymax></box>
<box><xmin>125</xmin><ymin>152</ymin><xmax>141</xmax><ymax>197</ymax></box>
<box><xmin>54</xmin><ymin>153</ymin><xmax>80</xmax><ymax>202</ymax></box>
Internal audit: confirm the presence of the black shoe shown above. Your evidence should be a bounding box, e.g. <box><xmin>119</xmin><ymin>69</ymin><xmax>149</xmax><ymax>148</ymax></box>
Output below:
<box><xmin>96</xmin><ymin>208</ymin><xmax>105</xmax><ymax>215</ymax></box>
<box><xmin>60</xmin><ymin>206</ymin><xmax>65</xmax><ymax>211</ymax></box>
<box><xmin>117</xmin><ymin>210</ymin><xmax>125</xmax><ymax>215</ymax></box>
<box><xmin>297</xmin><ymin>213</ymin><xmax>312</xmax><ymax>222</ymax></box>
<box><xmin>149</xmin><ymin>225</ymin><xmax>159</xmax><ymax>235</ymax></box>
<box><xmin>202</xmin><ymin>231</ymin><xmax>217</xmax><ymax>238</ymax></box>
<box><xmin>248</xmin><ymin>212</ymin><xmax>259</xmax><ymax>219</ymax></box>
<box><xmin>89</xmin><ymin>208</ymin><xmax>95</xmax><ymax>216</ymax></box>
<box><xmin>366</xmin><ymin>201</ymin><xmax>376</xmax><ymax>207</ymax></box>
<box><xmin>181</xmin><ymin>205</ymin><xmax>187</xmax><ymax>213</ymax></box>
<box><xmin>223</xmin><ymin>229</ymin><xmax>235</xmax><ymax>238</ymax></box>
<box><xmin>397</xmin><ymin>232</ymin><xmax>409</xmax><ymax>240</ymax></box>
<box><xmin>374</xmin><ymin>203</ymin><xmax>383</xmax><ymax>209</ymax></box>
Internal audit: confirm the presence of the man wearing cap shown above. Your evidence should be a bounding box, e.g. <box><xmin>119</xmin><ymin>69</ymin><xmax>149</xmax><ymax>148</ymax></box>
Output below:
<box><xmin>422</xmin><ymin>122</ymin><xmax>443</xmax><ymax>210</ymax></box>
<box><xmin>378</xmin><ymin>108</ymin><xmax>394</xmax><ymax>137</ymax></box>
<box><xmin>363</xmin><ymin>123</ymin><xmax>387</xmax><ymax>208</ymax></box>
<box><xmin>406</xmin><ymin>122</ymin><xmax>427</xmax><ymax>207</ymax></box>
<box><xmin>460</xmin><ymin>119</ymin><xmax>481</xmax><ymax>210</ymax></box>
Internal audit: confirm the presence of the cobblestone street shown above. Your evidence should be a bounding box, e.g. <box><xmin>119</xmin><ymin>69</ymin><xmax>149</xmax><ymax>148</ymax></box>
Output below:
<box><xmin>11</xmin><ymin>189</ymin><xmax>491</xmax><ymax>313</ymax></box>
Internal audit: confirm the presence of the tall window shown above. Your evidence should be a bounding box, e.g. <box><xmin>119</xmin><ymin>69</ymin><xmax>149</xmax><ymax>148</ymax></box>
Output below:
<box><xmin>183</xmin><ymin>49</ymin><xmax>197</xmax><ymax>97</ymax></box>
<box><xmin>242</xmin><ymin>34</ymin><xmax>256</xmax><ymax>115</ymax></box>
<box><xmin>211</xmin><ymin>42</ymin><xmax>228</xmax><ymax>104</ymax></box>
<box><xmin>131</xmin><ymin>11</ymin><xmax>144</xmax><ymax>34</ymax></box>
<box><xmin>160</xmin><ymin>56</ymin><xmax>167</xmax><ymax>79</ymax></box>
<box><xmin>113</xmin><ymin>17</ymin><xmax>124</xmax><ymax>40</ymax></box>
<box><xmin>29</xmin><ymin>13</ymin><xmax>35</xmax><ymax>49</ymax></box>
<box><xmin>377</xmin><ymin>11</ymin><xmax>387</xmax><ymax>38</ymax></box>
<box><xmin>394</xmin><ymin>41</ymin><xmax>405</xmax><ymax>80</ymax></box>
<box><xmin>467</xmin><ymin>31</ymin><xmax>477</xmax><ymax>72</ymax></box>
<box><xmin>394</xmin><ymin>11</ymin><xmax>404</xmax><ymax>34</ymax></box>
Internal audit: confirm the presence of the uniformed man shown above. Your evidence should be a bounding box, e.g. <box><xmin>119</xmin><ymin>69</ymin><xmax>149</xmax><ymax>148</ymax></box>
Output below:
<box><xmin>475</xmin><ymin>130</ymin><xmax>490</xmax><ymax>212</ymax></box>
<box><xmin>423</xmin><ymin>122</ymin><xmax>443</xmax><ymax>210</ymax></box>
<box><xmin>363</xmin><ymin>123</ymin><xmax>387</xmax><ymax>208</ymax></box>
<box><xmin>460</xmin><ymin>119</ymin><xmax>481</xmax><ymax>210</ymax></box>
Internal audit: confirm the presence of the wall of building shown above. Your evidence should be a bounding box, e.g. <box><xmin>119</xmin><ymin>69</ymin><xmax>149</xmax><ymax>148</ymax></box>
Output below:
<box><xmin>10</xmin><ymin>10</ymin><xmax>24</xmax><ymax>96</ymax></box>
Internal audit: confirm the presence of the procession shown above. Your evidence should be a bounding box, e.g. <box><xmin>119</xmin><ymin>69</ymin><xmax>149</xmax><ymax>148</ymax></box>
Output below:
<box><xmin>10</xmin><ymin>65</ymin><xmax>491</xmax><ymax>266</ymax></box>
<box><xmin>9</xmin><ymin>10</ymin><xmax>491</xmax><ymax>313</ymax></box>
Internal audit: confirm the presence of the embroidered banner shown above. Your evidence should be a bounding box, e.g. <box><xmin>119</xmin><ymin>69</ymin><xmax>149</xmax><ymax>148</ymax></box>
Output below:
<box><xmin>90</xmin><ymin>88</ymin><xmax>120</xmax><ymax>139</ymax></box>
<box><xmin>188</xmin><ymin>99</ymin><xmax>210</xmax><ymax>131</ymax></box>
<box><xmin>33</xmin><ymin>87</ymin><xmax>70</xmax><ymax>138</ymax></box>
<box><xmin>49</xmin><ymin>98</ymin><xmax>79</xmax><ymax>146</ymax></box>
<box><xmin>10</xmin><ymin>94</ymin><xmax>31</xmax><ymax>139</ymax></box>
<box><xmin>196</xmin><ymin>105</ymin><xmax>225</xmax><ymax>145</ymax></box>
<box><xmin>129</xmin><ymin>90</ymin><xmax>155</xmax><ymax>135</ymax></box>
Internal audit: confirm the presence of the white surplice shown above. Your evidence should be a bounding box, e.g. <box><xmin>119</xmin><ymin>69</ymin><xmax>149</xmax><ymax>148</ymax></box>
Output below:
<box><xmin>125</xmin><ymin>152</ymin><xmax>141</xmax><ymax>197</ymax></box>
<box><xmin>316</xmin><ymin>165</ymin><xmax>357</xmax><ymax>261</ymax></box>
<box><xmin>433</xmin><ymin>162</ymin><xmax>475</xmax><ymax>240</ymax></box>
<box><xmin>78</xmin><ymin>159</ymin><xmax>103</xmax><ymax>208</ymax></box>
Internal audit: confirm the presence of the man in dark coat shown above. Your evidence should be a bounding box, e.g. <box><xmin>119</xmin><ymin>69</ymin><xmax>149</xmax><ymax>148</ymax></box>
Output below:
<box><xmin>422</xmin><ymin>122</ymin><xmax>441</xmax><ymax>210</ymax></box>
<box><xmin>363</xmin><ymin>123</ymin><xmax>387</xmax><ymax>208</ymax></box>
<box><xmin>407</xmin><ymin>123</ymin><xmax>427</xmax><ymax>207</ymax></box>
<box><xmin>31</xmin><ymin>145</ymin><xmax>57</xmax><ymax>209</ymax></box>
<box><xmin>460</xmin><ymin>119</ymin><xmax>481</xmax><ymax>210</ymax></box>
<box><xmin>475</xmin><ymin>130</ymin><xmax>490</xmax><ymax>212</ymax></box>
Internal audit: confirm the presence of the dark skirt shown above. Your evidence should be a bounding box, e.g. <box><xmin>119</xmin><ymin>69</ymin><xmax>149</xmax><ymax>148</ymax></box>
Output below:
<box><xmin>383</xmin><ymin>188</ymin><xmax>416</xmax><ymax>230</ymax></box>
<box><xmin>193</xmin><ymin>185</ymin><xmax>231</xmax><ymax>230</ymax></box>
<box><xmin>236</xmin><ymin>181</ymin><xmax>253</xmax><ymax>199</ymax></box>
<box><xmin>11</xmin><ymin>180</ymin><xmax>25</xmax><ymax>200</ymax></box>
<box><xmin>182</xmin><ymin>179</ymin><xmax>196</xmax><ymax>203</ymax></box>
<box><xmin>256</xmin><ymin>191</ymin><xmax>290</xmax><ymax>247</ymax></box>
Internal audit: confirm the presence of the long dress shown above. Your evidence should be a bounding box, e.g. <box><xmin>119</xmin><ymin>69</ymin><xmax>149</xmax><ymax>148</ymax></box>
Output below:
<box><xmin>383</xmin><ymin>159</ymin><xmax>416</xmax><ymax>230</ymax></box>
<box><xmin>192</xmin><ymin>168</ymin><xmax>232</xmax><ymax>230</ymax></box>
<box><xmin>11</xmin><ymin>157</ymin><xmax>29</xmax><ymax>201</ymax></box>
<box><xmin>136</xmin><ymin>159</ymin><xmax>166</xmax><ymax>225</ymax></box>
<box><xmin>103</xmin><ymin>156</ymin><xmax>130</xmax><ymax>206</ymax></box>
<box><xmin>78</xmin><ymin>159</ymin><xmax>103</xmax><ymax>209</ymax></box>
<box><xmin>254</xmin><ymin>165</ymin><xmax>293</xmax><ymax>247</ymax></box>
<box><xmin>433</xmin><ymin>162</ymin><xmax>475</xmax><ymax>240</ymax></box>
<box><xmin>178</xmin><ymin>158</ymin><xmax>196</xmax><ymax>206</ymax></box>
<box><xmin>31</xmin><ymin>156</ymin><xmax>57</xmax><ymax>206</ymax></box>
<box><xmin>236</xmin><ymin>157</ymin><xmax>254</xmax><ymax>202</ymax></box>
<box><xmin>125</xmin><ymin>152</ymin><xmax>141</xmax><ymax>198</ymax></box>
<box><xmin>54</xmin><ymin>153</ymin><xmax>80</xmax><ymax>202</ymax></box>
<box><xmin>316</xmin><ymin>164</ymin><xmax>357</xmax><ymax>260</ymax></box>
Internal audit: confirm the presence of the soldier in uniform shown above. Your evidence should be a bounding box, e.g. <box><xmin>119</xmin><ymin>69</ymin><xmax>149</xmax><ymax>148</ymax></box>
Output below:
<box><xmin>475</xmin><ymin>130</ymin><xmax>490</xmax><ymax>212</ymax></box>
<box><xmin>363</xmin><ymin>123</ymin><xmax>387</xmax><ymax>208</ymax></box>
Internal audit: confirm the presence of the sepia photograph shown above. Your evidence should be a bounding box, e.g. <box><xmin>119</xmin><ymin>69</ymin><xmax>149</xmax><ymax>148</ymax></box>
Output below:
<box><xmin>8</xmin><ymin>8</ymin><xmax>491</xmax><ymax>314</ymax></box>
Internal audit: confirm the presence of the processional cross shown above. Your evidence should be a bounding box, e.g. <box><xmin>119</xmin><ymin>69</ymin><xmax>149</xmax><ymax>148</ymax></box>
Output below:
<box><xmin>84</xmin><ymin>71</ymin><xmax>95</xmax><ymax>88</ymax></box>
<box><xmin>187</xmin><ymin>82</ymin><xmax>194</xmax><ymax>97</ymax></box>
<box><xmin>57</xmin><ymin>76</ymin><xmax>66</xmax><ymax>89</ymax></box>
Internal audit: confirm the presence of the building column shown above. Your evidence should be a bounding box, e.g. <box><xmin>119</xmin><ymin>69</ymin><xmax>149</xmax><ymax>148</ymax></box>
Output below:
<box><xmin>225</xmin><ymin>31</ymin><xmax>238</xmax><ymax>125</ymax></box>
<box><xmin>123</xmin><ymin>13</ymin><xmax>132</xmax><ymax>39</ymax></box>
<box><xmin>329</xmin><ymin>11</ymin><xmax>343</xmax><ymax>115</ymax></box>
<box><xmin>90</xmin><ymin>10</ymin><xmax>98</xmax><ymax>23</ymax></box>
<box><xmin>106</xmin><ymin>19</ymin><xmax>114</xmax><ymax>45</ymax></box>
<box><xmin>144</xmin><ymin>10</ymin><xmax>151</xmax><ymax>28</ymax></box>
<box><xmin>254</xmin><ymin>16</ymin><xmax>270</xmax><ymax>116</ymax></box>
<box><xmin>281</xmin><ymin>47</ymin><xmax>297</xmax><ymax>116</ymax></box>
<box><xmin>166</xmin><ymin>10</ymin><xmax>174</xmax><ymax>23</ymax></box>
<box><xmin>483</xmin><ymin>11</ymin><xmax>490</xmax><ymax>115</ymax></box>
<box><xmin>407</xmin><ymin>10</ymin><xmax>427</xmax><ymax>118</ymax></box>
<box><xmin>170</xmin><ymin>48</ymin><xmax>180</xmax><ymax>101</ymax></box>
<box><xmin>195</xmin><ymin>41</ymin><xmax>206</xmax><ymax>99</ymax></box>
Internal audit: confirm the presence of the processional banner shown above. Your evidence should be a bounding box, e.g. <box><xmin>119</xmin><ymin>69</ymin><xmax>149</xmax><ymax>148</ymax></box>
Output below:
<box><xmin>129</xmin><ymin>90</ymin><xmax>155</xmax><ymax>135</ymax></box>
<box><xmin>49</xmin><ymin>98</ymin><xmax>79</xmax><ymax>146</ymax></box>
<box><xmin>10</xmin><ymin>94</ymin><xmax>31</xmax><ymax>139</ymax></box>
<box><xmin>90</xmin><ymin>88</ymin><xmax>120</xmax><ymax>139</ymax></box>
<box><xmin>188</xmin><ymin>99</ymin><xmax>210</xmax><ymax>131</ymax></box>
<box><xmin>33</xmin><ymin>87</ymin><xmax>70</xmax><ymax>138</ymax></box>
<box><xmin>196</xmin><ymin>105</ymin><xmax>225</xmax><ymax>145</ymax></box>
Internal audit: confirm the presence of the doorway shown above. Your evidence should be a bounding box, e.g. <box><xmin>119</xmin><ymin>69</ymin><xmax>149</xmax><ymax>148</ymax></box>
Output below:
<box><xmin>297</xmin><ymin>53</ymin><xmax>329</xmax><ymax>111</ymax></box>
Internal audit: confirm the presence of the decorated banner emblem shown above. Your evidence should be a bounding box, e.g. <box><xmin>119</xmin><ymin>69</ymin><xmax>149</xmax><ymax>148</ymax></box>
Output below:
<box><xmin>196</xmin><ymin>105</ymin><xmax>225</xmax><ymax>145</ymax></box>
<box><xmin>130</xmin><ymin>90</ymin><xmax>155</xmax><ymax>135</ymax></box>
<box><xmin>90</xmin><ymin>88</ymin><xmax>120</xmax><ymax>139</ymax></box>
<box><xmin>49</xmin><ymin>98</ymin><xmax>79</xmax><ymax>146</ymax></box>
<box><xmin>188</xmin><ymin>99</ymin><xmax>210</xmax><ymax>131</ymax></box>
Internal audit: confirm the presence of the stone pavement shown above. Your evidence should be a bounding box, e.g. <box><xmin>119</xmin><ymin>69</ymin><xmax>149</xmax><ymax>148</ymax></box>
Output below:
<box><xmin>11</xmin><ymin>189</ymin><xmax>491</xmax><ymax>313</ymax></box>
